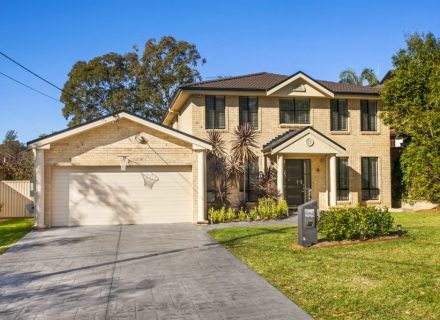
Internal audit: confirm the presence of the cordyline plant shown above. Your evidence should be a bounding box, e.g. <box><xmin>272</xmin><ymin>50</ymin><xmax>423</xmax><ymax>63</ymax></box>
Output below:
<box><xmin>255</xmin><ymin>166</ymin><xmax>280</xmax><ymax>200</ymax></box>
<box><xmin>231</xmin><ymin>123</ymin><xmax>258</xmax><ymax>202</ymax></box>
<box><xmin>207</xmin><ymin>131</ymin><xmax>227</xmax><ymax>204</ymax></box>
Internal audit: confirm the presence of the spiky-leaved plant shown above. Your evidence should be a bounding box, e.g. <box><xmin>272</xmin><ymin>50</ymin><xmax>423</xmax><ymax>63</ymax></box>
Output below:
<box><xmin>231</xmin><ymin>123</ymin><xmax>258</xmax><ymax>202</ymax></box>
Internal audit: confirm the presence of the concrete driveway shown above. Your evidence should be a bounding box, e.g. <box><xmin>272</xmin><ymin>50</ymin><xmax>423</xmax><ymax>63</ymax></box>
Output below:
<box><xmin>0</xmin><ymin>224</ymin><xmax>312</xmax><ymax>320</ymax></box>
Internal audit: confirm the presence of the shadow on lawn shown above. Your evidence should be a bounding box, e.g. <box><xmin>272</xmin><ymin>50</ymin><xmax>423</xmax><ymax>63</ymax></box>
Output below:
<box><xmin>211</xmin><ymin>226</ymin><xmax>293</xmax><ymax>246</ymax></box>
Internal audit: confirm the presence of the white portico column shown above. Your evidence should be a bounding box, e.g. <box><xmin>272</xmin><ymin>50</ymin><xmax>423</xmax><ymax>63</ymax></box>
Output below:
<box><xmin>197</xmin><ymin>150</ymin><xmax>207</xmax><ymax>222</ymax></box>
<box><xmin>329</xmin><ymin>154</ymin><xmax>337</xmax><ymax>207</ymax></box>
<box><xmin>34</xmin><ymin>149</ymin><xmax>45</xmax><ymax>228</ymax></box>
<box><xmin>277</xmin><ymin>154</ymin><xmax>284</xmax><ymax>199</ymax></box>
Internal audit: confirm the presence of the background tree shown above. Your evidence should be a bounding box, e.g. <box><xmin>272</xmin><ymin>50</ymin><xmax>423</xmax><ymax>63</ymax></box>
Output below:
<box><xmin>61</xmin><ymin>36</ymin><xmax>205</xmax><ymax>126</ymax></box>
<box><xmin>339</xmin><ymin>68</ymin><xmax>379</xmax><ymax>86</ymax></box>
<box><xmin>0</xmin><ymin>130</ymin><xmax>33</xmax><ymax>180</ymax></box>
<box><xmin>380</xmin><ymin>32</ymin><xmax>440</xmax><ymax>202</ymax></box>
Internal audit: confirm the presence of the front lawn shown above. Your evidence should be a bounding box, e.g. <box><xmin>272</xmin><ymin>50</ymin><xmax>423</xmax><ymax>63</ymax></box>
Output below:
<box><xmin>209</xmin><ymin>213</ymin><xmax>440</xmax><ymax>320</ymax></box>
<box><xmin>0</xmin><ymin>218</ymin><xmax>34</xmax><ymax>254</ymax></box>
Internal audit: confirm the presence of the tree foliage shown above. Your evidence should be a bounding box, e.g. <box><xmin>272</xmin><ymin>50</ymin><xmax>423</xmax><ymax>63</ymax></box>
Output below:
<box><xmin>61</xmin><ymin>36</ymin><xmax>205</xmax><ymax>126</ymax></box>
<box><xmin>381</xmin><ymin>32</ymin><xmax>440</xmax><ymax>202</ymax></box>
<box><xmin>0</xmin><ymin>130</ymin><xmax>33</xmax><ymax>180</ymax></box>
<box><xmin>339</xmin><ymin>68</ymin><xmax>379</xmax><ymax>86</ymax></box>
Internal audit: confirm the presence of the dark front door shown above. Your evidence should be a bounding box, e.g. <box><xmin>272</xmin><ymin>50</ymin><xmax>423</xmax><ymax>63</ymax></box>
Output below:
<box><xmin>285</xmin><ymin>160</ymin><xmax>304</xmax><ymax>206</ymax></box>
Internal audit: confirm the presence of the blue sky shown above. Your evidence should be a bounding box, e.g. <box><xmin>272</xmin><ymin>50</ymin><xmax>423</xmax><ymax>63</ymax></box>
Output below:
<box><xmin>1</xmin><ymin>0</ymin><xmax>439</xmax><ymax>142</ymax></box>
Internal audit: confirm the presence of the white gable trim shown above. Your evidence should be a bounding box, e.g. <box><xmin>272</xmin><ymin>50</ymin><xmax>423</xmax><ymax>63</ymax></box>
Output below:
<box><xmin>271</xmin><ymin>128</ymin><xmax>345</xmax><ymax>155</ymax></box>
<box><xmin>28</xmin><ymin>112</ymin><xmax>212</xmax><ymax>150</ymax></box>
<box><xmin>267</xmin><ymin>72</ymin><xmax>334</xmax><ymax>97</ymax></box>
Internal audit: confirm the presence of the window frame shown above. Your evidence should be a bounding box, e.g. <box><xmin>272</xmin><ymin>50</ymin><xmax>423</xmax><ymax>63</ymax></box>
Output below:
<box><xmin>240</xmin><ymin>160</ymin><xmax>259</xmax><ymax>202</ymax></box>
<box><xmin>336</xmin><ymin>157</ymin><xmax>349</xmax><ymax>201</ymax></box>
<box><xmin>205</xmin><ymin>95</ymin><xmax>226</xmax><ymax>129</ymax></box>
<box><xmin>360</xmin><ymin>100</ymin><xmax>377</xmax><ymax>131</ymax></box>
<box><xmin>239</xmin><ymin>96</ymin><xmax>259</xmax><ymax>129</ymax></box>
<box><xmin>279</xmin><ymin>98</ymin><xmax>310</xmax><ymax>124</ymax></box>
<box><xmin>361</xmin><ymin>157</ymin><xmax>380</xmax><ymax>200</ymax></box>
<box><xmin>330</xmin><ymin>99</ymin><xmax>349</xmax><ymax>131</ymax></box>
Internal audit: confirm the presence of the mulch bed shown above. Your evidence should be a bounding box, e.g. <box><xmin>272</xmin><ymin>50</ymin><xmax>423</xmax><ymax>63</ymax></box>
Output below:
<box><xmin>291</xmin><ymin>234</ymin><xmax>405</xmax><ymax>251</ymax></box>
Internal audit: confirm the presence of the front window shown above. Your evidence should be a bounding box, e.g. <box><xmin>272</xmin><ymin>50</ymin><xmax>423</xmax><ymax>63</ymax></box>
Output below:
<box><xmin>361</xmin><ymin>100</ymin><xmax>377</xmax><ymax>131</ymax></box>
<box><xmin>205</xmin><ymin>96</ymin><xmax>225</xmax><ymax>129</ymax></box>
<box><xmin>239</xmin><ymin>97</ymin><xmax>258</xmax><ymax>128</ymax></box>
<box><xmin>331</xmin><ymin>99</ymin><xmax>348</xmax><ymax>131</ymax></box>
<box><xmin>337</xmin><ymin>157</ymin><xmax>349</xmax><ymax>200</ymax></box>
<box><xmin>280</xmin><ymin>98</ymin><xmax>310</xmax><ymax>124</ymax></box>
<box><xmin>361</xmin><ymin>157</ymin><xmax>379</xmax><ymax>200</ymax></box>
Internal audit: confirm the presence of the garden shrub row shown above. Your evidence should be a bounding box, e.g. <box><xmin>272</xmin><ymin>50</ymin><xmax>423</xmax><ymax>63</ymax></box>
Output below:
<box><xmin>318</xmin><ymin>206</ymin><xmax>394</xmax><ymax>241</ymax></box>
<box><xmin>208</xmin><ymin>198</ymin><xmax>288</xmax><ymax>223</ymax></box>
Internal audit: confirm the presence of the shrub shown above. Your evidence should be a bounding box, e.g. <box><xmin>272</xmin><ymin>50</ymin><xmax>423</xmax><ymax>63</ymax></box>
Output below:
<box><xmin>208</xmin><ymin>206</ymin><xmax>227</xmax><ymax>223</ymax></box>
<box><xmin>318</xmin><ymin>206</ymin><xmax>394</xmax><ymax>241</ymax></box>
<box><xmin>226</xmin><ymin>207</ymin><xmax>236</xmax><ymax>222</ymax></box>
<box><xmin>237</xmin><ymin>208</ymin><xmax>247</xmax><ymax>221</ymax></box>
<box><xmin>248</xmin><ymin>207</ymin><xmax>258</xmax><ymax>221</ymax></box>
<box><xmin>276</xmin><ymin>199</ymin><xmax>288</xmax><ymax>218</ymax></box>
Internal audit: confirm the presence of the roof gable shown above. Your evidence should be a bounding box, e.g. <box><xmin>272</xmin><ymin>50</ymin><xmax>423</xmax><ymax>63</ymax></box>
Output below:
<box><xmin>28</xmin><ymin>111</ymin><xmax>211</xmax><ymax>150</ymax></box>
<box><xmin>266</xmin><ymin>71</ymin><xmax>334</xmax><ymax>97</ymax></box>
<box><xmin>263</xmin><ymin>127</ymin><xmax>346</xmax><ymax>155</ymax></box>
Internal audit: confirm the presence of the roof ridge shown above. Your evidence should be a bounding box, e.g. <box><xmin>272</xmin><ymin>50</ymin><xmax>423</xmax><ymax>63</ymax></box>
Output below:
<box><xmin>182</xmin><ymin>72</ymin><xmax>271</xmax><ymax>88</ymax></box>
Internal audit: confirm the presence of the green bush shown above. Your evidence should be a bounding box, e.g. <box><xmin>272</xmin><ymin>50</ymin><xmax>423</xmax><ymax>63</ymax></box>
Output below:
<box><xmin>226</xmin><ymin>208</ymin><xmax>236</xmax><ymax>222</ymax></box>
<box><xmin>248</xmin><ymin>207</ymin><xmax>258</xmax><ymax>221</ymax></box>
<box><xmin>237</xmin><ymin>209</ymin><xmax>247</xmax><ymax>221</ymax></box>
<box><xmin>209</xmin><ymin>206</ymin><xmax>227</xmax><ymax>223</ymax></box>
<box><xmin>318</xmin><ymin>206</ymin><xmax>394</xmax><ymax>241</ymax></box>
<box><xmin>276</xmin><ymin>199</ymin><xmax>288</xmax><ymax>218</ymax></box>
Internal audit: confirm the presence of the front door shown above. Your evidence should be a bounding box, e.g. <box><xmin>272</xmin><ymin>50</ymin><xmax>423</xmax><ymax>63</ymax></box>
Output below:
<box><xmin>285</xmin><ymin>159</ymin><xmax>311</xmax><ymax>206</ymax></box>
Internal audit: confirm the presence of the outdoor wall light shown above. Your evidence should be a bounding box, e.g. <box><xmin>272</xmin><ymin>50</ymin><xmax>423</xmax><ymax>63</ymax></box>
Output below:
<box><xmin>118</xmin><ymin>156</ymin><xmax>129</xmax><ymax>171</ymax></box>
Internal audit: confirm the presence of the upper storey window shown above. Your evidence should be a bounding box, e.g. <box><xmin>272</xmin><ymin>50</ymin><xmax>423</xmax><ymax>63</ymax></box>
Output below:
<box><xmin>279</xmin><ymin>98</ymin><xmax>310</xmax><ymax>124</ymax></box>
<box><xmin>205</xmin><ymin>96</ymin><xmax>225</xmax><ymax>129</ymax></box>
<box><xmin>361</xmin><ymin>100</ymin><xmax>377</xmax><ymax>131</ymax></box>
<box><xmin>330</xmin><ymin>99</ymin><xmax>348</xmax><ymax>131</ymax></box>
<box><xmin>239</xmin><ymin>97</ymin><xmax>258</xmax><ymax>128</ymax></box>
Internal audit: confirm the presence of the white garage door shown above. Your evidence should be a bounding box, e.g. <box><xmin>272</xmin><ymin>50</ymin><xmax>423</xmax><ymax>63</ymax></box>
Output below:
<box><xmin>52</xmin><ymin>166</ymin><xmax>193</xmax><ymax>226</ymax></box>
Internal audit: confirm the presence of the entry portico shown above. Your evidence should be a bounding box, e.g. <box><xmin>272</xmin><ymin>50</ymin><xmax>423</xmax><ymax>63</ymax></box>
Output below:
<box><xmin>263</xmin><ymin>127</ymin><xmax>346</xmax><ymax>209</ymax></box>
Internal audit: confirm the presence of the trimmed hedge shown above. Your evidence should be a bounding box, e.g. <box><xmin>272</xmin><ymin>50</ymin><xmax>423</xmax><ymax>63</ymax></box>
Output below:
<box><xmin>318</xmin><ymin>206</ymin><xmax>394</xmax><ymax>241</ymax></box>
<box><xmin>208</xmin><ymin>198</ymin><xmax>288</xmax><ymax>224</ymax></box>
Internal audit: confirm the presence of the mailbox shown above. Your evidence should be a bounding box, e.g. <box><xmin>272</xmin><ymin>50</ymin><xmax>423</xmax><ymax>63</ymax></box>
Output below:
<box><xmin>298</xmin><ymin>200</ymin><xmax>318</xmax><ymax>247</ymax></box>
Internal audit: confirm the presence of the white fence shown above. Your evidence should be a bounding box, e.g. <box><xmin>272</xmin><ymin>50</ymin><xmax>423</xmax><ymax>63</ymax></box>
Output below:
<box><xmin>0</xmin><ymin>181</ymin><xmax>33</xmax><ymax>218</ymax></box>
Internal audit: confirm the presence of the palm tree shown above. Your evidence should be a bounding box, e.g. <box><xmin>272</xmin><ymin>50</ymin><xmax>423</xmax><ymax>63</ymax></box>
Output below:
<box><xmin>231</xmin><ymin>123</ymin><xmax>258</xmax><ymax>202</ymax></box>
<box><xmin>339</xmin><ymin>68</ymin><xmax>379</xmax><ymax>86</ymax></box>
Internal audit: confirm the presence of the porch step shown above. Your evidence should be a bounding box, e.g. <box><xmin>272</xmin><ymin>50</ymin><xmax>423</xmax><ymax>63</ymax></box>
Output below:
<box><xmin>288</xmin><ymin>206</ymin><xmax>298</xmax><ymax>216</ymax></box>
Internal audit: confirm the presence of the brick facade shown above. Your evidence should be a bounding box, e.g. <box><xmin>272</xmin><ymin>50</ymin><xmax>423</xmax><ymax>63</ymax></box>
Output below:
<box><xmin>174</xmin><ymin>95</ymin><xmax>392</xmax><ymax>209</ymax></box>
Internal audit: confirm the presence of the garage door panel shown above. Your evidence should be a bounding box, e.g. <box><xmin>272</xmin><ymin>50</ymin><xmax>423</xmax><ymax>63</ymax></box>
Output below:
<box><xmin>52</xmin><ymin>166</ymin><xmax>193</xmax><ymax>226</ymax></box>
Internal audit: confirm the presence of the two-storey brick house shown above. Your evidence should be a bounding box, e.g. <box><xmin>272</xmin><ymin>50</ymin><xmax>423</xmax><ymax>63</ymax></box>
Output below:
<box><xmin>163</xmin><ymin>71</ymin><xmax>391</xmax><ymax>211</ymax></box>
<box><xmin>28</xmin><ymin>71</ymin><xmax>391</xmax><ymax>228</ymax></box>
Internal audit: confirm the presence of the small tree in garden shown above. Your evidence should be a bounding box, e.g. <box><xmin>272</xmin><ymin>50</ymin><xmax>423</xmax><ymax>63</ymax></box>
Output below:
<box><xmin>255</xmin><ymin>166</ymin><xmax>280</xmax><ymax>200</ymax></box>
<box><xmin>231</xmin><ymin>123</ymin><xmax>258</xmax><ymax>202</ymax></box>
<box><xmin>207</xmin><ymin>131</ymin><xmax>227</xmax><ymax>204</ymax></box>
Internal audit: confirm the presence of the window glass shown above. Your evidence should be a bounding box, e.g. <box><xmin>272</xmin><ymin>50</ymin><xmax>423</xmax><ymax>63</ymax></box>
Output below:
<box><xmin>280</xmin><ymin>98</ymin><xmax>310</xmax><ymax>124</ymax></box>
<box><xmin>337</xmin><ymin>158</ymin><xmax>349</xmax><ymax>200</ymax></box>
<box><xmin>361</xmin><ymin>157</ymin><xmax>379</xmax><ymax>200</ymax></box>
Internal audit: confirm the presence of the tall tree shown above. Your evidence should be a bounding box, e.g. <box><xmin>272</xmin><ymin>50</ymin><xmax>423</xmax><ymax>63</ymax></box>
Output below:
<box><xmin>0</xmin><ymin>130</ymin><xmax>33</xmax><ymax>180</ymax></box>
<box><xmin>380</xmin><ymin>32</ymin><xmax>440</xmax><ymax>202</ymax></box>
<box><xmin>339</xmin><ymin>68</ymin><xmax>378</xmax><ymax>86</ymax></box>
<box><xmin>61</xmin><ymin>36</ymin><xmax>205</xmax><ymax>126</ymax></box>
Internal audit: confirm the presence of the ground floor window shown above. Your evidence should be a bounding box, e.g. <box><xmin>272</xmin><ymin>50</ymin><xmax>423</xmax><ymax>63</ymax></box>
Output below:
<box><xmin>337</xmin><ymin>157</ymin><xmax>349</xmax><ymax>201</ymax></box>
<box><xmin>361</xmin><ymin>157</ymin><xmax>379</xmax><ymax>200</ymax></box>
<box><xmin>240</xmin><ymin>160</ymin><xmax>259</xmax><ymax>202</ymax></box>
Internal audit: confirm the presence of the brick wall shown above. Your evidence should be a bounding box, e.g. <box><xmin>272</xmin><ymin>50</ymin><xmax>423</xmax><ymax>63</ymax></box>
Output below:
<box><xmin>178</xmin><ymin>95</ymin><xmax>392</xmax><ymax>208</ymax></box>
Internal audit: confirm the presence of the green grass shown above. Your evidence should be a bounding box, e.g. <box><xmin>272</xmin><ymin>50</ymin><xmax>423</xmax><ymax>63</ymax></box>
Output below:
<box><xmin>0</xmin><ymin>218</ymin><xmax>34</xmax><ymax>254</ymax></box>
<box><xmin>209</xmin><ymin>213</ymin><xmax>440</xmax><ymax>320</ymax></box>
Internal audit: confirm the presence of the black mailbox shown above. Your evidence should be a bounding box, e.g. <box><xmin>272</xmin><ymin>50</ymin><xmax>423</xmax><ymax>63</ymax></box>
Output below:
<box><xmin>298</xmin><ymin>200</ymin><xmax>318</xmax><ymax>247</ymax></box>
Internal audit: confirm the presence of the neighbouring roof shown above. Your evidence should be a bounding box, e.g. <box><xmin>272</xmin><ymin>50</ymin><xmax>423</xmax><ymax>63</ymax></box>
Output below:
<box><xmin>27</xmin><ymin>111</ymin><xmax>211</xmax><ymax>150</ymax></box>
<box><xmin>262</xmin><ymin>126</ymin><xmax>346</xmax><ymax>153</ymax></box>
<box><xmin>181</xmin><ymin>72</ymin><xmax>382</xmax><ymax>95</ymax></box>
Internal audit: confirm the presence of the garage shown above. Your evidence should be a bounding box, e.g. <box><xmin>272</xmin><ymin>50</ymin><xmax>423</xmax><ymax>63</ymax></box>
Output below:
<box><xmin>27</xmin><ymin>111</ymin><xmax>211</xmax><ymax>228</ymax></box>
<box><xmin>51</xmin><ymin>166</ymin><xmax>193</xmax><ymax>226</ymax></box>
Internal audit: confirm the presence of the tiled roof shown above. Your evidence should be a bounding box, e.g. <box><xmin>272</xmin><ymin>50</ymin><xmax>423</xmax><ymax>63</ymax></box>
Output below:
<box><xmin>181</xmin><ymin>72</ymin><xmax>381</xmax><ymax>95</ymax></box>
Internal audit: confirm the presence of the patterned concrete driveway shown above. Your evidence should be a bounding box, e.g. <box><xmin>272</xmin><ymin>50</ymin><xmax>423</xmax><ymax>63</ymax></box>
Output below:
<box><xmin>0</xmin><ymin>224</ymin><xmax>312</xmax><ymax>320</ymax></box>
